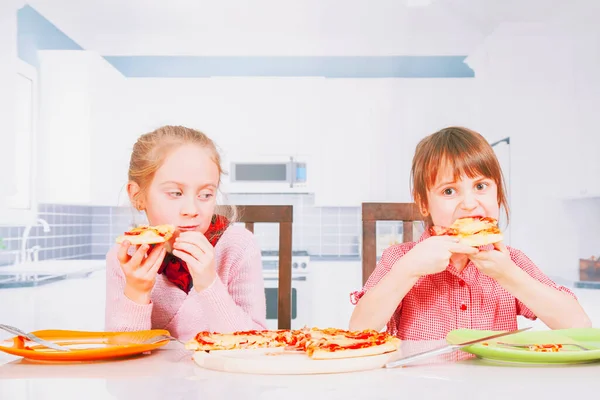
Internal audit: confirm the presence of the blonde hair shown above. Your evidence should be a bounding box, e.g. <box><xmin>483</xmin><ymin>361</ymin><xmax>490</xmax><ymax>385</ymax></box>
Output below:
<box><xmin>128</xmin><ymin>125</ymin><xmax>237</xmax><ymax>224</ymax></box>
<box><xmin>411</xmin><ymin>126</ymin><xmax>509</xmax><ymax>226</ymax></box>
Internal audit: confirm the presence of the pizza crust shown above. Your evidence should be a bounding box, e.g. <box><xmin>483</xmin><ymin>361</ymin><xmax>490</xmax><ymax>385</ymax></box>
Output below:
<box><xmin>309</xmin><ymin>340</ymin><xmax>400</xmax><ymax>360</ymax></box>
<box><xmin>185</xmin><ymin>341</ymin><xmax>201</xmax><ymax>351</ymax></box>
<box><xmin>459</xmin><ymin>232</ymin><xmax>503</xmax><ymax>247</ymax></box>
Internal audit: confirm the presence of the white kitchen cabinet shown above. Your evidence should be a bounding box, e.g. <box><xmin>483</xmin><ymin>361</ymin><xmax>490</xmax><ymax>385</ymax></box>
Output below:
<box><xmin>37</xmin><ymin>51</ymin><xmax>93</xmax><ymax>205</ymax></box>
<box><xmin>89</xmin><ymin>58</ymin><xmax>129</xmax><ymax>206</ymax></box>
<box><xmin>564</xmin><ymin>42</ymin><xmax>600</xmax><ymax>200</ymax></box>
<box><xmin>0</xmin><ymin>4</ymin><xmax>35</xmax><ymax>226</ymax></box>
<box><xmin>467</xmin><ymin>26</ymin><xmax>599</xmax><ymax>201</ymax></box>
<box><xmin>35</xmin><ymin>50</ymin><xmax>126</xmax><ymax>206</ymax></box>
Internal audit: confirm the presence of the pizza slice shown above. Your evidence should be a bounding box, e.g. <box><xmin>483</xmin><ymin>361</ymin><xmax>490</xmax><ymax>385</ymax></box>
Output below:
<box><xmin>303</xmin><ymin>328</ymin><xmax>401</xmax><ymax>360</ymax></box>
<box><xmin>429</xmin><ymin>216</ymin><xmax>503</xmax><ymax>247</ymax></box>
<box><xmin>115</xmin><ymin>224</ymin><xmax>175</xmax><ymax>245</ymax></box>
<box><xmin>185</xmin><ymin>329</ymin><xmax>302</xmax><ymax>351</ymax></box>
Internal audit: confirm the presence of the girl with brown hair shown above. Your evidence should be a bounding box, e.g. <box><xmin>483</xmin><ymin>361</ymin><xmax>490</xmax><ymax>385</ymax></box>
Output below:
<box><xmin>349</xmin><ymin>127</ymin><xmax>590</xmax><ymax>340</ymax></box>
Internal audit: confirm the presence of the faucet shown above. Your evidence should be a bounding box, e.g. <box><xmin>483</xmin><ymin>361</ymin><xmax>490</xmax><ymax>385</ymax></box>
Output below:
<box><xmin>19</xmin><ymin>218</ymin><xmax>51</xmax><ymax>264</ymax></box>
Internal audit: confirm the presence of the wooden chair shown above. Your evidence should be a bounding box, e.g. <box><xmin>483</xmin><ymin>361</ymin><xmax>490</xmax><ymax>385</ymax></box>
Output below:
<box><xmin>235</xmin><ymin>205</ymin><xmax>293</xmax><ymax>330</ymax></box>
<box><xmin>361</xmin><ymin>202</ymin><xmax>424</xmax><ymax>285</ymax></box>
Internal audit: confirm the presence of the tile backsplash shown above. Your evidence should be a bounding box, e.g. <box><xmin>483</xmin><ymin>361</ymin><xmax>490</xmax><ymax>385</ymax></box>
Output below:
<box><xmin>0</xmin><ymin>194</ymin><xmax>430</xmax><ymax>266</ymax></box>
<box><xmin>0</xmin><ymin>204</ymin><xmax>94</xmax><ymax>266</ymax></box>
<box><xmin>0</xmin><ymin>194</ymin><xmax>367</xmax><ymax>265</ymax></box>
<box><xmin>226</xmin><ymin>194</ymin><xmax>361</xmax><ymax>257</ymax></box>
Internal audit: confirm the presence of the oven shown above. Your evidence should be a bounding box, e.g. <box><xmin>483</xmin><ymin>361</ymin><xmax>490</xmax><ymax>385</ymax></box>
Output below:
<box><xmin>262</xmin><ymin>251</ymin><xmax>312</xmax><ymax>330</ymax></box>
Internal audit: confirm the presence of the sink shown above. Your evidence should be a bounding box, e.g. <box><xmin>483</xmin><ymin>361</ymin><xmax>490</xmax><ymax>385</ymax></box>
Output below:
<box><xmin>0</xmin><ymin>260</ymin><xmax>105</xmax><ymax>288</ymax></box>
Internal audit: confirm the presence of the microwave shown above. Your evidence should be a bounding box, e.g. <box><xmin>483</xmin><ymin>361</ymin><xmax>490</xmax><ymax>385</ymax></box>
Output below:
<box><xmin>223</xmin><ymin>155</ymin><xmax>310</xmax><ymax>193</ymax></box>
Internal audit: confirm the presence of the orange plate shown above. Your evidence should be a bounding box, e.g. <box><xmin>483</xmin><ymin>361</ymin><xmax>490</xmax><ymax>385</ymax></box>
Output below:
<box><xmin>0</xmin><ymin>329</ymin><xmax>171</xmax><ymax>362</ymax></box>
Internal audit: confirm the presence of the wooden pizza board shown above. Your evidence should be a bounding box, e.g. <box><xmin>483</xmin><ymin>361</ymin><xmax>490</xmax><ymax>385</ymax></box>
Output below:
<box><xmin>192</xmin><ymin>347</ymin><xmax>398</xmax><ymax>375</ymax></box>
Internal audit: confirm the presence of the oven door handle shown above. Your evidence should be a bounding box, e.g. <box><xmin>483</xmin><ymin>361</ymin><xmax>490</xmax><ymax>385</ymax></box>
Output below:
<box><xmin>263</xmin><ymin>276</ymin><xmax>306</xmax><ymax>282</ymax></box>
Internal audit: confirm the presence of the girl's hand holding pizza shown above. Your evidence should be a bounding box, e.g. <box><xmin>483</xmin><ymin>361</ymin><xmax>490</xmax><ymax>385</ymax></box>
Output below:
<box><xmin>172</xmin><ymin>231</ymin><xmax>218</xmax><ymax>292</ymax></box>
<box><xmin>468</xmin><ymin>241</ymin><xmax>516</xmax><ymax>280</ymax></box>
<box><xmin>117</xmin><ymin>241</ymin><xmax>167</xmax><ymax>304</ymax></box>
<box><xmin>397</xmin><ymin>236</ymin><xmax>479</xmax><ymax>278</ymax></box>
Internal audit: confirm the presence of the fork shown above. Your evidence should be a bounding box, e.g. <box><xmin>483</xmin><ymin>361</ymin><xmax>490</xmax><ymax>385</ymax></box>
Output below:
<box><xmin>497</xmin><ymin>342</ymin><xmax>591</xmax><ymax>351</ymax></box>
<box><xmin>0</xmin><ymin>324</ymin><xmax>71</xmax><ymax>352</ymax></box>
<box><xmin>140</xmin><ymin>334</ymin><xmax>185</xmax><ymax>345</ymax></box>
<box><xmin>108</xmin><ymin>333</ymin><xmax>185</xmax><ymax>346</ymax></box>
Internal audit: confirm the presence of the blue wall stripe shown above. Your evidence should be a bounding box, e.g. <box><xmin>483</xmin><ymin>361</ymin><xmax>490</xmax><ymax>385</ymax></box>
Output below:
<box><xmin>17</xmin><ymin>5</ymin><xmax>83</xmax><ymax>67</ymax></box>
<box><xmin>103</xmin><ymin>55</ymin><xmax>474</xmax><ymax>78</ymax></box>
<box><xmin>16</xmin><ymin>5</ymin><xmax>473</xmax><ymax>78</ymax></box>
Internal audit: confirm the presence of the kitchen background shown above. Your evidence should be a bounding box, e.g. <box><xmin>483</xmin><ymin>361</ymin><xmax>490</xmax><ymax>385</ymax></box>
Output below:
<box><xmin>0</xmin><ymin>0</ymin><xmax>599</xmax><ymax>333</ymax></box>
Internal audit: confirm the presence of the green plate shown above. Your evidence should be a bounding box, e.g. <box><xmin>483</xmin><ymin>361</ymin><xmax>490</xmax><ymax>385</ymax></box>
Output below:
<box><xmin>446</xmin><ymin>328</ymin><xmax>600</xmax><ymax>365</ymax></box>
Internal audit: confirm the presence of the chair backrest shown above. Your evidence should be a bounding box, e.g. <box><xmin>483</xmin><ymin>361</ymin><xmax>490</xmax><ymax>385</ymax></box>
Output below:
<box><xmin>361</xmin><ymin>202</ymin><xmax>424</xmax><ymax>285</ymax></box>
<box><xmin>235</xmin><ymin>205</ymin><xmax>293</xmax><ymax>330</ymax></box>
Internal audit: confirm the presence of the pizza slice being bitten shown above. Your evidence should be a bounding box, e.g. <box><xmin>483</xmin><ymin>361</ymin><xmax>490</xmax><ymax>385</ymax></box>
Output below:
<box><xmin>429</xmin><ymin>216</ymin><xmax>503</xmax><ymax>247</ymax></box>
<box><xmin>115</xmin><ymin>224</ymin><xmax>175</xmax><ymax>245</ymax></box>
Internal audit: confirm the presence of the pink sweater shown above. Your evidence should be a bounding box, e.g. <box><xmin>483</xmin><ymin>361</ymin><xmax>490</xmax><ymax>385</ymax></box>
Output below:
<box><xmin>104</xmin><ymin>225</ymin><xmax>267</xmax><ymax>340</ymax></box>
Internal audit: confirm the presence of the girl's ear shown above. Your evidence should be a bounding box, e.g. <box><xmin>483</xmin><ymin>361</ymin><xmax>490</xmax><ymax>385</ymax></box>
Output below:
<box><xmin>127</xmin><ymin>181</ymin><xmax>144</xmax><ymax>211</ymax></box>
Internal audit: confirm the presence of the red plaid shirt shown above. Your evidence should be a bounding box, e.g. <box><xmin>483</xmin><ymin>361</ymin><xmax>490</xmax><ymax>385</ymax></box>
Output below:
<box><xmin>350</xmin><ymin>231</ymin><xmax>576</xmax><ymax>340</ymax></box>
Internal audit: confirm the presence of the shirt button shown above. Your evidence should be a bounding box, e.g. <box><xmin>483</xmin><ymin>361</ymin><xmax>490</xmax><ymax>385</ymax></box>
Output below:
<box><xmin>460</xmin><ymin>304</ymin><xmax>467</xmax><ymax>311</ymax></box>
<box><xmin>459</xmin><ymin>280</ymin><xmax>465</xmax><ymax>287</ymax></box>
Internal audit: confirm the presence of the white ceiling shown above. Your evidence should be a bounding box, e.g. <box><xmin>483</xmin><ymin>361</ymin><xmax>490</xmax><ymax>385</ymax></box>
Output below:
<box><xmin>25</xmin><ymin>0</ymin><xmax>596</xmax><ymax>56</ymax></box>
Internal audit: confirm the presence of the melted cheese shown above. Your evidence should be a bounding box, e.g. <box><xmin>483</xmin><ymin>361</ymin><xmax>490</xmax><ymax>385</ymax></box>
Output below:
<box><xmin>196</xmin><ymin>333</ymin><xmax>282</xmax><ymax>350</ymax></box>
<box><xmin>451</xmin><ymin>218</ymin><xmax>496</xmax><ymax>235</ymax></box>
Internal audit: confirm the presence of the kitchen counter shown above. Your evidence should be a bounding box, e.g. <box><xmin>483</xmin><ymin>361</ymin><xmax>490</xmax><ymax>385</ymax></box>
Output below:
<box><xmin>1</xmin><ymin>340</ymin><xmax>598</xmax><ymax>399</ymax></box>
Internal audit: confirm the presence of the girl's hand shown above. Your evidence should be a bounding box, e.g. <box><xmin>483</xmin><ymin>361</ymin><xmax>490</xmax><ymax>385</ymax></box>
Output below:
<box><xmin>468</xmin><ymin>242</ymin><xmax>517</xmax><ymax>280</ymax></box>
<box><xmin>172</xmin><ymin>231</ymin><xmax>217</xmax><ymax>292</ymax></box>
<box><xmin>117</xmin><ymin>241</ymin><xmax>167</xmax><ymax>304</ymax></box>
<box><xmin>396</xmin><ymin>236</ymin><xmax>479</xmax><ymax>278</ymax></box>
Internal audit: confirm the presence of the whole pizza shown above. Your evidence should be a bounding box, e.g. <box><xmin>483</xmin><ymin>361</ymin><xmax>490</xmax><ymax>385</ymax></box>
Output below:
<box><xmin>185</xmin><ymin>327</ymin><xmax>401</xmax><ymax>360</ymax></box>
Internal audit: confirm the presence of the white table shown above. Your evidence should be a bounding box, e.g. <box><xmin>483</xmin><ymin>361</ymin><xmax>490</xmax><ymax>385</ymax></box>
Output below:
<box><xmin>1</xmin><ymin>340</ymin><xmax>598</xmax><ymax>400</ymax></box>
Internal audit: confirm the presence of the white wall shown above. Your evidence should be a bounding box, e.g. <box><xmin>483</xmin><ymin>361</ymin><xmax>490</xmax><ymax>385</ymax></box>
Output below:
<box><xmin>90</xmin><ymin>76</ymin><xmax>480</xmax><ymax>207</ymax></box>
<box><xmin>466</xmin><ymin>21</ymin><xmax>600</xmax><ymax>281</ymax></box>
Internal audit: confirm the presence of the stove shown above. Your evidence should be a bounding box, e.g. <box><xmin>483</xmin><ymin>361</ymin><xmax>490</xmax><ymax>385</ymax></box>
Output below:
<box><xmin>261</xmin><ymin>250</ymin><xmax>310</xmax><ymax>277</ymax></box>
<box><xmin>260</xmin><ymin>250</ymin><xmax>312</xmax><ymax>330</ymax></box>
